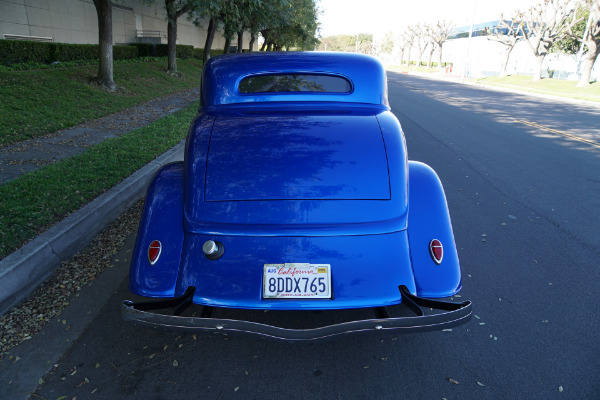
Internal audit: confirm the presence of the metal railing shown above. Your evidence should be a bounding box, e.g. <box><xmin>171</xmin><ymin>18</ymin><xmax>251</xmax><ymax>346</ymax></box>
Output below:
<box><xmin>3</xmin><ymin>34</ymin><xmax>53</xmax><ymax>42</ymax></box>
<box><xmin>136</xmin><ymin>30</ymin><xmax>163</xmax><ymax>38</ymax></box>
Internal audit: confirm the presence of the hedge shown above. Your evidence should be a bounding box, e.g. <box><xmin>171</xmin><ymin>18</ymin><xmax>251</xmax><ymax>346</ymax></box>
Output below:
<box><xmin>129</xmin><ymin>43</ymin><xmax>155</xmax><ymax>57</ymax></box>
<box><xmin>0</xmin><ymin>40</ymin><xmax>141</xmax><ymax>66</ymax></box>
<box><xmin>156</xmin><ymin>44</ymin><xmax>194</xmax><ymax>59</ymax></box>
<box><xmin>0</xmin><ymin>39</ymin><xmax>225</xmax><ymax>67</ymax></box>
<box><xmin>113</xmin><ymin>45</ymin><xmax>138</xmax><ymax>60</ymax></box>
<box><xmin>191</xmin><ymin>48</ymin><xmax>224</xmax><ymax>60</ymax></box>
<box><xmin>0</xmin><ymin>40</ymin><xmax>52</xmax><ymax>65</ymax></box>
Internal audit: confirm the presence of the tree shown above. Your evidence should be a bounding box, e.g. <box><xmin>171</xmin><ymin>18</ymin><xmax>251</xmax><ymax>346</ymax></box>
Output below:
<box><xmin>427</xmin><ymin>20</ymin><xmax>455</xmax><ymax>70</ymax></box>
<box><xmin>395</xmin><ymin>30</ymin><xmax>411</xmax><ymax>65</ymax></box>
<box><xmin>408</xmin><ymin>24</ymin><xmax>428</xmax><ymax>67</ymax></box>
<box><xmin>520</xmin><ymin>0</ymin><xmax>575</xmax><ymax>81</ymax></box>
<box><xmin>188</xmin><ymin>1</ymin><xmax>224</xmax><ymax>63</ymax></box>
<box><xmin>202</xmin><ymin>17</ymin><xmax>217</xmax><ymax>63</ymax></box>
<box><xmin>194</xmin><ymin>0</ymin><xmax>288</xmax><ymax>59</ymax></box>
<box><xmin>318</xmin><ymin>35</ymin><xmax>356</xmax><ymax>52</ymax></box>
<box><xmin>400</xmin><ymin>28</ymin><xmax>416</xmax><ymax>65</ymax></box>
<box><xmin>93</xmin><ymin>0</ymin><xmax>116</xmax><ymax>91</ymax></box>
<box><xmin>425</xmin><ymin>24</ymin><xmax>438</xmax><ymax>68</ymax></box>
<box><xmin>377</xmin><ymin>32</ymin><xmax>395</xmax><ymax>56</ymax></box>
<box><xmin>355</xmin><ymin>33</ymin><xmax>374</xmax><ymax>54</ymax></box>
<box><xmin>562</xmin><ymin>0</ymin><xmax>600</xmax><ymax>86</ymax></box>
<box><xmin>260</xmin><ymin>0</ymin><xmax>319</xmax><ymax>51</ymax></box>
<box><xmin>164</xmin><ymin>0</ymin><xmax>195</xmax><ymax>75</ymax></box>
<box><xmin>488</xmin><ymin>14</ymin><xmax>525</xmax><ymax>77</ymax></box>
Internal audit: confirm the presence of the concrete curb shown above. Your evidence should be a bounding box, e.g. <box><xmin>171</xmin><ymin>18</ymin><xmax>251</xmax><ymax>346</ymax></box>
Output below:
<box><xmin>0</xmin><ymin>141</ymin><xmax>185</xmax><ymax>314</ymax></box>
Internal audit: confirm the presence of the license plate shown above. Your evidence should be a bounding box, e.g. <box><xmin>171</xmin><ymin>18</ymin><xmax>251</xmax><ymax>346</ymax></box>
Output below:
<box><xmin>263</xmin><ymin>263</ymin><xmax>332</xmax><ymax>299</ymax></box>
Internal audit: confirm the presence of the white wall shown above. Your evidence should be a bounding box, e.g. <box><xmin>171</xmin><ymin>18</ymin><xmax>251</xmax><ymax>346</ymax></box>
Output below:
<box><xmin>0</xmin><ymin>0</ymin><xmax>254</xmax><ymax>50</ymax></box>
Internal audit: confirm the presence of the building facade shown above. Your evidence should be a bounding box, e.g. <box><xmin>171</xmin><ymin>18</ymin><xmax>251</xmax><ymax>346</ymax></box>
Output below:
<box><xmin>0</xmin><ymin>0</ymin><xmax>255</xmax><ymax>51</ymax></box>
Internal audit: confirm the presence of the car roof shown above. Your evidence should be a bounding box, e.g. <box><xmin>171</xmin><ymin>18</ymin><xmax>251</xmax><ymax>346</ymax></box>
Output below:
<box><xmin>201</xmin><ymin>52</ymin><xmax>389</xmax><ymax>108</ymax></box>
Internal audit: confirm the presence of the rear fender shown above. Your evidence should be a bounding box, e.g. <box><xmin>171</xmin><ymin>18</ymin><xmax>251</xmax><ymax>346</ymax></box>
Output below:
<box><xmin>129</xmin><ymin>163</ymin><xmax>184</xmax><ymax>297</ymax></box>
<box><xmin>407</xmin><ymin>161</ymin><xmax>462</xmax><ymax>297</ymax></box>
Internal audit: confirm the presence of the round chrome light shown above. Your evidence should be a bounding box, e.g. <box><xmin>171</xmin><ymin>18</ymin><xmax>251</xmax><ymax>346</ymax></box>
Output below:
<box><xmin>203</xmin><ymin>240</ymin><xmax>219</xmax><ymax>255</ymax></box>
<box><xmin>203</xmin><ymin>240</ymin><xmax>224</xmax><ymax>260</ymax></box>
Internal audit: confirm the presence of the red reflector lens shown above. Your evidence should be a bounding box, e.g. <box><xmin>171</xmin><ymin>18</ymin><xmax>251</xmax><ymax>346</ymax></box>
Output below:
<box><xmin>429</xmin><ymin>239</ymin><xmax>443</xmax><ymax>265</ymax></box>
<box><xmin>148</xmin><ymin>240</ymin><xmax>162</xmax><ymax>265</ymax></box>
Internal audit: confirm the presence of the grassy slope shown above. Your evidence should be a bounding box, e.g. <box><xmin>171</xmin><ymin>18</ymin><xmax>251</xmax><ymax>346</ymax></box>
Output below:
<box><xmin>0</xmin><ymin>101</ymin><xmax>198</xmax><ymax>259</ymax></box>
<box><xmin>475</xmin><ymin>75</ymin><xmax>600</xmax><ymax>102</ymax></box>
<box><xmin>0</xmin><ymin>58</ymin><xmax>202</xmax><ymax>146</ymax></box>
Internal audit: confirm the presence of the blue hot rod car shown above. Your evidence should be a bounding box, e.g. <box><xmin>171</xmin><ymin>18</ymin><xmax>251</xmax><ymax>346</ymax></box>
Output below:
<box><xmin>122</xmin><ymin>52</ymin><xmax>471</xmax><ymax>340</ymax></box>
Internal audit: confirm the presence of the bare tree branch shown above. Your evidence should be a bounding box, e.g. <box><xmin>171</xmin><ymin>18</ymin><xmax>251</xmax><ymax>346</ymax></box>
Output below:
<box><xmin>520</xmin><ymin>0</ymin><xmax>575</xmax><ymax>81</ymax></box>
<box><xmin>563</xmin><ymin>0</ymin><xmax>600</xmax><ymax>86</ymax></box>
<box><xmin>488</xmin><ymin>13</ymin><xmax>525</xmax><ymax>77</ymax></box>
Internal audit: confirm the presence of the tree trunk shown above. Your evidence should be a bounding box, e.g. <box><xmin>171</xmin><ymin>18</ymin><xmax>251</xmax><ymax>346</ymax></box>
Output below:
<box><xmin>93</xmin><ymin>0</ymin><xmax>116</xmax><ymax>91</ymax></box>
<box><xmin>167</xmin><ymin>13</ymin><xmax>178</xmax><ymax>73</ymax></box>
<box><xmin>578</xmin><ymin>40</ymin><xmax>599</xmax><ymax>87</ymax></box>
<box><xmin>223</xmin><ymin>37</ymin><xmax>231</xmax><ymax>54</ymax></box>
<box><xmin>499</xmin><ymin>47</ymin><xmax>512</xmax><ymax>78</ymax></box>
<box><xmin>416</xmin><ymin>48</ymin><xmax>425</xmax><ymax>68</ymax></box>
<box><xmin>533</xmin><ymin>54</ymin><xmax>544</xmax><ymax>81</ymax></box>
<box><xmin>237</xmin><ymin>31</ymin><xmax>244</xmax><ymax>53</ymax></box>
<box><xmin>260</xmin><ymin>40</ymin><xmax>267</xmax><ymax>51</ymax></box>
<box><xmin>427</xmin><ymin>48</ymin><xmax>434</xmax><ymax>68</ymax></box>
<box><xmin>165</xmin><ymin>0</ymin><xmax>191</xmax><ymax>75</ymax></box>
<box><xmin>406</xmin><ymin>48</ymin><xmax>411</xmax><ymax>66</ymax></box>
<box><xmin>437</xmin><ymin>45</ymin><xmax>443</xmax><ymax>71</ymax></box>
<box><xmin>248</xmin><ymin>32</ymin><xmax>256</xmax><ymax>52</ymax></box>
<box><xmin>266</xmin><ymin>42</ymin><xmax>273</xmax><ymax>51</ymax></box>
<box><xmin>203</xmin><ymin>18</ymin><xmax>216</xmax><ymax>64</ymax></box>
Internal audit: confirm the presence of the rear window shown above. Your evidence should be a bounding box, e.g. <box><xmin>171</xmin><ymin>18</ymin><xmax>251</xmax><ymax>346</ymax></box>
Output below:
<box><xmin>239</xmin><ymin>74</ymin><xmax>352</xmax><ymax>93</ymax></box>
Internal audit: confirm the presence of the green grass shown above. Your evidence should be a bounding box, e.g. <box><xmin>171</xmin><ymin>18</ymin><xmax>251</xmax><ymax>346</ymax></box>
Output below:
<box><xmin>0</xmin><ymin>58</ymin><xmax>203</xmax><ymax>146</ymax></box>
<box><xmin>0</xmin><ymin>101</ymin><xmax>198</xmax><ymax>259</ymax></box>
<box><xmin>475</xmin><ymin>75</ymin><xmax>600</xmax><ymax>102</ymax></box>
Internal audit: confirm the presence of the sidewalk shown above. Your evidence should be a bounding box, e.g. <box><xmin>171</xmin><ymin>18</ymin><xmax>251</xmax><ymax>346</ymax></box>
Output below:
<box><xmin>0</xmin><ymin>88</ymin><xmax>199</xmax><ymax>314</ymax></box>
<box><xmin>0</xmin><ymin>87</ymin><xmax>199</xmax><ymax>184</ymax></box>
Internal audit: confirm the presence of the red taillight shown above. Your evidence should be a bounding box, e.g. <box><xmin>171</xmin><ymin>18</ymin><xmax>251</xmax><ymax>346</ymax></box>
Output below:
<box><xmin>148</xmin><ymin>240</ymin><xmax>162</xmax><ymax>265</ymax></box>
<box><xmin>429</xmin><ymin>239</ymin><xmax>443</xmax><ymax>264</ymax></box>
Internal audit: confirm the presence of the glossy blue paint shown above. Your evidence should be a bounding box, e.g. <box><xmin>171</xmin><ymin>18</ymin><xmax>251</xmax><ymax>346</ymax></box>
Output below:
<box><xmin>204</xmin><ymin>113</ymin><xmax>390</xmax><ymax>201</ymax></box>
<box><xmin>129</xmin><ymin>163</ymin><xmax>184</xmax><ymax>297</ymax></box>
<box><xmin>128</xmin><ymin>52</ymin><xmax>463</xmax><ymax>310</ymax></box>
<box><xmin>201</xmin><ymin>52</ymin><xmax>388</xmax><ymax>107</ymax></box>
<box><xmin>184</xmin><ymin>107</ymin><xmax>408</xmax><ymax>235</ymax></box>
<box><xmin>406</xmin><ymin>162</ymin><xmax>462</xmax><ymax>298</ymax></box>
<box><xmin>174</xmin><ymin>232</ymin><xmax>415</xmax><ymax>310</ymax></box>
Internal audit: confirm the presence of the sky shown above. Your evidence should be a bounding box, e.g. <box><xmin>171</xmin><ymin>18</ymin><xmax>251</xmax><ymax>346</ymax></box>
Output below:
<box><xmin>316</xmin><ymin>0</ymin><xmax>542</xmax><ymax>37</ymax></box>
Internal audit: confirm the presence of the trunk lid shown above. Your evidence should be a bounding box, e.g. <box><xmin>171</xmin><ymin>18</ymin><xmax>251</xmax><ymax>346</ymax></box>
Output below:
<box><xmin>204</xmin><ymin>114</ymin><xmax>390</xmax><ymax>201</ymax></box>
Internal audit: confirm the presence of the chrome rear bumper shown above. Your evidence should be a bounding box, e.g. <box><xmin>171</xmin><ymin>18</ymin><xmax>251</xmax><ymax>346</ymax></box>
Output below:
<box><xmin>122</xmin><ymin>286</ymin><xmax>472</xmax><ymax>341</ymax></box>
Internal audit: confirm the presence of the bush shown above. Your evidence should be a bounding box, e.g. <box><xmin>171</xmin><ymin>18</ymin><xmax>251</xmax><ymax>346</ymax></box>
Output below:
<box><xmin>210</xmin><ymin>49</ymin><xmax>224</xmax><ymax>58</ymax></box>
<box><xmin>113</xmin><ymin>45</ymin><xmax>138</xmax><ymax>60</ymax></box>
<box><xmin>177</xmin><ymin>45</ymin><xmax>193</xmax><ymax>59</ymax></box>
<box><xmin>156</xmin><ymin>44</ymin><xmax>194</xmax><ymax>59</ymax></box>
<box><xmin>129</xmin><ymin>43</ymin><xmax>155</xmax><ymax>57</ymax></box>
<box><xmin>51</xmin><ymin>43</ymin><xmax>97</xmax><ymax>61</ymax></box>
<box><xmin>191</xmin><ymin>48</ymin><xmax>224</xmax><ymax>61</ymax></box>
<box><xmin>0</xmin><ymin>40</ymin><xmax>141</xmax><ymax>66</ymax></box>
<box><xmin>0</xmin><ymin>40</ymin><xmax>52</xmax><ymax>65</ymax></box>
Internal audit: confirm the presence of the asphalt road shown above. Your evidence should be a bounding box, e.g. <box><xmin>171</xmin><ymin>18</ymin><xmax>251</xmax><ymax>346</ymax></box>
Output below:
<box><xmin>32</xmin><ymin>73</ymin><xmax>600</xmax><ymax>400</ymax></box>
